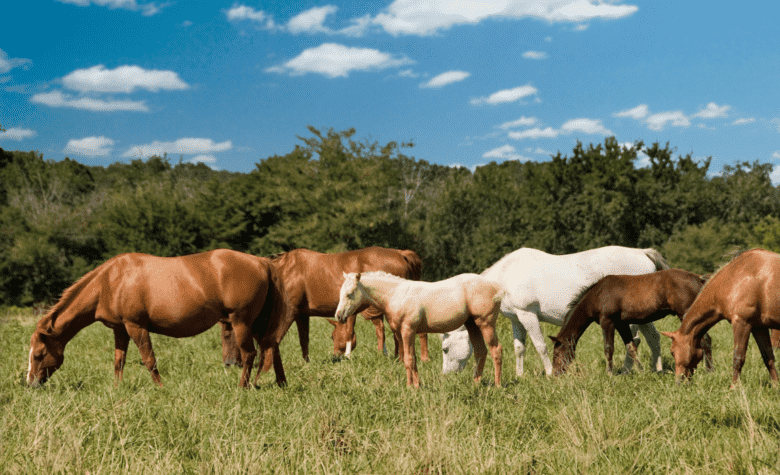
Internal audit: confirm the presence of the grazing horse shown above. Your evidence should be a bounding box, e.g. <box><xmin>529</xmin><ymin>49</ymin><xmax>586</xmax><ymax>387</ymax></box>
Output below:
<box><xmin>222</xmin><ymin>247</ymin><xmax>428</xmax><ymax>363</ymax></box>
<box><xmin>336</xmin><ymin>272</ymin><xmax>504</xmax><ymax>388</ymax></box>
<box><xmin>27</xmin><ymin>250</ymin><xmax>289</xmax><ymax>388</ymax></box>
<box><xmin>441</xmin><ymin>246</ymin><xmax>670</xmax><ymax>377</ymax></box>
<box><xmin>663</xmin><ymin>249</ymin><xmax>780</xmax><ymax>387</ymax></box>
<box><xmin>551</xmin><ymin>269</ymin><xmax>711</xmax><ymax>375</ymax></box>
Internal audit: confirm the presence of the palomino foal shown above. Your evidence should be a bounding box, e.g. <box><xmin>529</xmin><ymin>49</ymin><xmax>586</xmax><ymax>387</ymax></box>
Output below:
<box><xmin>336</xmin><ymin>272</ymin><xmax>505</xmax><ymax>388</ymax></box>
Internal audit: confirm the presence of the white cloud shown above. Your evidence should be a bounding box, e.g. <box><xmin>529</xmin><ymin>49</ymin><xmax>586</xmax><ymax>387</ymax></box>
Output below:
<box><xmin>64</xmin><ymin>136</ymin><xmax>115</xmax><ymax>156</ymax></box>
<box><xmin>0</xmin><ymin>127</ymin><xmax>37</xmax><ymax>141</ymax></box>
<box><xmin>55</xmin><ymin>0</ymin><xmax>168</xmax><ymax>16</ymax></box>
<box><xmin>771</xmin><ymin>165</ymin><xmax>780</xmax><ymax>186</ymax></box>
<box><xmin>646</xmin><ymin>111</ymin><xmax>690</xmax><ymax>131</ymax></box>
<box><xmin>31</xmin><ymin>91</ymin><xmax>149</xmax><ymax>112</ymax></box>
<box><xmin>773</xmin><ymin>151</ymin><xmax>780</xmax><ymax>159</ymax></box>
<box><xmin>122</xmin><ymin>138</ymin><xmax>233</xmax><ymax>158</ymax></box>
<box><xmin>189</xmin><ymin>154</ymin><xmax>219</xmax><ymax>169</ymax></box>
<box><xmin>692</xmin><ymin>102</ymin><xmax>729</xmax><ymax>119</ymax></box>
<box><xmin>614</xmin><ymin>104</ymin><xmax>649</xmax><ymax>120</ymax></box>
<box><xmin>397</xmin><ymin>69</ymin><xmax>419</xmax><ymax>78</ymax></box>
<box><xmin>471</xmin><ymin>85</ymin><xmax>538</xmax><ymax>105</ymax></box>
<box><xmin>0</xmin><ymin>48</ymin><xmax>31</xmax><ymax>74</ymax></box>
<box><xmin>225</xmin><ymin>4</ymin><xmax>278</xmax><ymax>29</ymax></box>
<box><xmin>371</xmin><ymin>0</ymin><xmax>638</xmax><ymax>36</ymax></box>
<box><xmin>507</xmin><ymin>118</ymin><xmax>612</xmax><ymax>140</ymax></box>
<box><xmin>508</xmin><ymin>127</ymin><xmax>559</xmax><ymax>140</ymax></box>
<box><xmin>266</xmin><ymin>43</ymin><xmax>413</xmax><ymax>78</ymax></box>
<box><xmin>482</xmin><ymin>144</ymin><xmax>530</xmax><ymax>161</ymax></box>
<box><xmin>287</xmin><ymin>5</ymin><xmax>339</xmax><ymax>34</ymax></box>
<box><xmin>522</xmin><ymin>51</ymin><xmax>547</xmax><ymax>60</ymax></box>
<box><xmin>419</xmin><ymin>70</ymin><xmax>470</xmax><ymax>88</ymax></box>
<box><xmin>561</xmin><ymin>118</ymin><xmax>612</xmax><ymax>135</ymax></box>
<box><xmin>771</xmin><ymin>118</ymin><xmax>780</xmax><ymax>132</ymax></box>
<box><xmin>732</xmin><ymin>118</ymin><xmax>755</xmax><ymax>125</ymax></box>
<box><xmin>497</xmin><ymin>116</ymin><xmax>537</xmax><ymax>129</ymax></box>
<box><xmin>62</xmin><ymin>65</ymin><xmax>189</xmax><ymax>93</ymax></box>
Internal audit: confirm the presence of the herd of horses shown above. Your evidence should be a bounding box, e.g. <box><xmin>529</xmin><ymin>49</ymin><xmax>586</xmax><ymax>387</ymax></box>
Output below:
<box><xmin>24</xmin><ymin>245</ymin><xmax>780</xmax><ymax>390</ymax></box>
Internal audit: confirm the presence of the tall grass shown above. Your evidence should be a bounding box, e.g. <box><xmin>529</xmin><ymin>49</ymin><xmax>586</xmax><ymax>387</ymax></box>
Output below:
<box><xmin>2</xmin><ymin>310</ymin><xmax>779</xmax><ymax>474</ymax></box>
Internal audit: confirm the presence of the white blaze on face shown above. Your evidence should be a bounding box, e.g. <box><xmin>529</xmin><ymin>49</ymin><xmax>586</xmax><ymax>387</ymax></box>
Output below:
<box><xmin>26</xmin><ymin>346</ymin><xmax>34</xmax><ymax>385</ymax></box>
<box><xmin>345</xmin><ymin>341</ymin><xmax>352</xmax><ymax>358</ymax></box>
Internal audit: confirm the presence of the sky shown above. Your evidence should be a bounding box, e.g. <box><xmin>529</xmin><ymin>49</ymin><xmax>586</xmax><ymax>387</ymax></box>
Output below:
<box><xmin>1</xmin><ymin>0</ymin><xmax>779</xmax><ymax>181</ymax></box>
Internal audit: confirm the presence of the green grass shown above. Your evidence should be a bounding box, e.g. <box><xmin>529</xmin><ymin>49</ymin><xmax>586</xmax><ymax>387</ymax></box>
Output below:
<box><xmin>2</xmin><ymin>311</ymin><xmax>780</xmax><ymax>474</ymax></box>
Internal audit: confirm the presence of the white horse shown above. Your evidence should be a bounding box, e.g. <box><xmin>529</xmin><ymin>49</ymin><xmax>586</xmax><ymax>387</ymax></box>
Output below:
<box><xmin>336</xmin><ymin>271</ymin><xmax>505</xmax><ymax>388</ymax></box>
<box><xmin>441</xmin><ymin>246</ymin><xmax>669</xmax><ymax>376</ymax></box>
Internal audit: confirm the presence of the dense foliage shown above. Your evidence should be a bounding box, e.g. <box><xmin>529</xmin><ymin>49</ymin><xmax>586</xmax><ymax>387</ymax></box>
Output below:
<box><xmin>2</xmin><ymin>126</ymin><xmax>779</xmax><ymax>305</ymax></box>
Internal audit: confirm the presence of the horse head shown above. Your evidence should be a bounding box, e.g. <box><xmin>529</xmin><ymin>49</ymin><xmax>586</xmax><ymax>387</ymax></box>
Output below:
<box><xmin>335</xmin><ymin>272</ymin><xmax>365</xmax><ymax>323</ymax></box>
<box><xmin>27</xmin><ymin>331</ymin><xmax>65</xmax><ymax>387</ymax></box>
<box><xmin>328</xmin><ymin>317</ymin><xmax>357</xmax><ymax>357</ymax></box>
<box><xmin>661</xmin><ymin>330</ymin><xmax>703</xmax><ymax>380</ymax></box>
<box><xmin>550</xmin><ymin>335</ymin><xmax>575</xmax><ymax>376</ymax></box>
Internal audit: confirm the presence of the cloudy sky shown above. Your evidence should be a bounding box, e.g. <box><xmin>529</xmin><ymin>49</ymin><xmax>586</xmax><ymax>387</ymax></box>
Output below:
<box><xmin>1</xmin><ymin>1</ymin><xmax>778</xmax><ymax>178</ymax></box>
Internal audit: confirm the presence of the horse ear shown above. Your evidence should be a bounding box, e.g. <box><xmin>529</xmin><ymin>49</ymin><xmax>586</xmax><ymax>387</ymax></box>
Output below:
<box><xmin>355</xmin><ymin>272</ymin><xmax>361</xmax><ymax>282</ymax></box>
<box><xmin>549</xmin><ymin>335</ymin><xmax>560</xmax><ymax>343</ymax></box>
<box><xmin>660</xmin><ymin>331</ymin><xmax>676</xmax><ymax>340</ymax></box>
<box><xmin>326</xmin><ymin>319</ymin><xmax>338</xmax><ymax>327</ymax></box>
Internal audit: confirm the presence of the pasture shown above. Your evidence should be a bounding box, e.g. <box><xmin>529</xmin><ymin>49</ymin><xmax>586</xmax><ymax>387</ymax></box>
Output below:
<box><xmin>2</xmin><ymin>309</ymin><xmax>780</xmax><ymax>474</ymax></box>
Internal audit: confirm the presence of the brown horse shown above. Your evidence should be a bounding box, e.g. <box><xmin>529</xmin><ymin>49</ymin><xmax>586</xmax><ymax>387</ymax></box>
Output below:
<box><xmin>663</xmin><ymin>249</ymin><xmax>780</xmax><ymax>387</ymax></box>
<box><xmin>551</xmin><ymin>269</ymin><xmax>711</xmax><ymax>375</ymax></box>
<box><xmin>222</xmin><ymin>246</ymin><xmax>428</xmax><ymax>363</ymax></box>
<box><xmin>27</xmin><ymin>250</ymin><xmax>289</xmax><ymax>388</ymax></box>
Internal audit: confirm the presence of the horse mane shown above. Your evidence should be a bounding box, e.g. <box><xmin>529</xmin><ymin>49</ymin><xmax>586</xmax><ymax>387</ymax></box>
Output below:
<box><xmin>37</xmin><ymin>263</ymin><xmax>105</xmax><ymax>336</ymax></box>
<box><xmin>562</xmin><ymin>281</ymin><xmax>600</xmax><ymax>325</ymax></box>
<box><xmin>698</xmin><ymin>248</ymin><xmax>753</xmax><ymax>292</ymax></box>
<box><xmin>360</xmin><ymin>270</ymin><xmax>409</xmax><ymax>283</ymax></box>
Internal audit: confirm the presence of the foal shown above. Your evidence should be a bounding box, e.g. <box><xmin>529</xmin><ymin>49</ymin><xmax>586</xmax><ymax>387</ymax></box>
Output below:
<box><xmin>335</xmin><ymin>272</ymin><xmax>504</xmax><ymax>388</ymax></box>
<box><xmin>551</xmin><ymin>269</ymin><xmax>710</xmax><ymax>375</ymax></box>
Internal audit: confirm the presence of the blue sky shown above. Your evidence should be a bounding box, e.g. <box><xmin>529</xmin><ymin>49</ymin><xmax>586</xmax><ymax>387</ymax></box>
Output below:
<box><xmin>1</xmin><ymin>0</ymin><xmax>779</xmax><ymax>180</ymax></box>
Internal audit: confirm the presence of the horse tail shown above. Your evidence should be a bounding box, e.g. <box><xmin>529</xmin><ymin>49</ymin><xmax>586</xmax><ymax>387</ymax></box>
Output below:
<box><xmin>642</xmin><ymin>248</ymin><xmax>670</xmax><ymax>270</ymax></box>
<box><xmin>254</xmin><ymin>258</ymin><xmax>291</xmax><ymax>384</ymax></box>
<box><xmin>400</xmin><ymin>249</ymin><xmax>422</xmax><ymax>281</ymax></box>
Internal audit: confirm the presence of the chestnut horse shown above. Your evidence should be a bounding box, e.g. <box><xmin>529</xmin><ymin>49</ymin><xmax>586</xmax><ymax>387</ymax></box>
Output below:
<box><xmin>663</xmin><ymin>249</ymin><xmax>780</xmax><ymax>387</ymax></box>
<box><xmin>551</xmin><ymin>269</ymin><xmax>711</xmax><ymax>375</ymax></box>
<box><xmin>336</xmin><ymin>272</ymin><xmax>504</xmax><ymax>388</ymax></box>
<box><xmin>27</xmin><ymin>250</ymin><xmax>289</xmax><ymax>388</ymax></box>
<box><xmin>222</xmin><ymin>247</ymin><xmax>428</xmax><ymax>363</ymax></box>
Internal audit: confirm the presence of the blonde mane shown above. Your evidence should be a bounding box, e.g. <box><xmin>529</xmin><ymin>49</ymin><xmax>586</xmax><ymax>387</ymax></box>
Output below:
<box><xmin>37</xmin><ymin>263</ymin><xmax>104</xmax><ymax>336</ymax></box>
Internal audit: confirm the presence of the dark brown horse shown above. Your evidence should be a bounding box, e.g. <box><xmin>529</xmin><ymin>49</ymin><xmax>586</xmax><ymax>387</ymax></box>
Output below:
<box><xmin>551</xmin><ymin>269</ymin><xmax>711</xmax><ymax>375</ymax></box>
<box><xmin>663</xmin><ymin>249</ymin><xmax>780</xmax><ymax>387</ymax></box>
<box><xmin>222</xmin><ymin>246</ymin><xmax>428</xmax><ymax>363</ymax></box>
<box><xmin>27</xmin><ymin>250</ymin><xmax>289</xmax><ymax>388</ymax></box>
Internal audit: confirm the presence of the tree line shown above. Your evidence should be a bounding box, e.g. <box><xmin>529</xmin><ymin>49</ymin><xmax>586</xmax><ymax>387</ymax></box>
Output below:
<box><xmin>2</xmin><ymin>126</ymin><xmax>779</xmax><ymax>307</ymax></box>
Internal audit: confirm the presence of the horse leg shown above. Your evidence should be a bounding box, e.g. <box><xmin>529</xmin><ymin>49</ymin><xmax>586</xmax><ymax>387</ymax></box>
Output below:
<box><xmin>113</xmin><ymin>327</ymin><xmax>129</xmax><ymax>385</ymax></box>
<box><xmin>752</xmin><ymin>327</ymin><xmax>779</xmax><ymax>384</ymax></box>
<box><xmin>601</xmin><ymin>323</ymin><xmax>617</xmax><ymax>374</ymax></box>
<box><xmin>124</xmin><ymin>323</ymin><xmax>162</xmax><ymax>387</ymax></box>
<box><xmin>296</xmin><ymin>315</ymin><xmax>311</xmax><ymax>362</ymax></box>
<box><xmin>220</xmin><ymin>321</ymin><xmax>241</xmax><ymax>367</ymax></box>
<box><xmin>419</xmin><ymin>333</ymin><xmax>430</xmax><ymax>362</ymax></box>
<box><xmin>478</xmin><ymin>323</ymin><xmax>502</xmax><ymax>387</ymax></box>
<box><xmin>616</xmin><ymin>323</ymin><xmax>641</xmax><ymax>374</ymax></box>
<box><xmin>464</xmin><ymin>319</ymin><xmax>488</xmax><ymax>384</ymax></box>
<box><xmin>515</xmin><ymin>310</ymin><xmax>552</xmax><ymax>376</ymax></box>
<box><xmin>731</xmin><ymin>320</ymin><xmax>752</xmax><ymax>388</ymax></box>
<box><xmin>702</xmin><ymin>332</ymin><xmax>714</xmax><ymax>371</ymax></box>
<box><xmin>400</xmin><ymin>325</ymin><xmax>419</xmax><ymax>388</ymax></box>
<box><xmin>231</xmin><ymin>322</ymin><xmax>257</xmax><ymax>388</ymax></box>
<box><xmin>369</xmin><ymin>316</ymin><xmax>387</xmax><ymax>355</ymax></box>
<box><xmin>635</xmin><ymin>323</ymin><xmax>662</xmax><ymax>372</ymax></box>
<box><xmin>772</xmin><ymin>329</ymin><xmax>780</xmax><ymax>350</ymax></box>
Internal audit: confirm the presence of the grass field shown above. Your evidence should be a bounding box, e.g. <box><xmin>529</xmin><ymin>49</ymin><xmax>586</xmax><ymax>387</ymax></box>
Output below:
<box><xmin>2</xmin><ymin>309</ymin><xmax>780</xmax><ymax>474</ymax></box>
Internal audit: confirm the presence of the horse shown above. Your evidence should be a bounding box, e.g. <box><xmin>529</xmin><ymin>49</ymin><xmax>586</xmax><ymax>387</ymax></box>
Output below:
<box><xmin>662</xmin><ymin>249</ymin><xmax>780</xmax><ymax>387</ymax></box>
<box><xmin>221</xmin><ymin>247</ymin><xmax>428</xmax><ymax>363</ymax></box>
<box><xmin>27</xmin><ymin>250</ymin><xmax>289</xmax><ymax>388</ymax></box>
<box><xmin>551</xmin><ymin>269</ymin><xmax>711</xmax><ymax>375</ymax></box>
<box><xmin>441</xmin><ymin>246</ymin><xmax>670</xmax><ymax>377</ymax></box>
<box><xmin>335</xmin><ymin>271</ymin><xmax>505</xmax><ymax>388</ymax></box>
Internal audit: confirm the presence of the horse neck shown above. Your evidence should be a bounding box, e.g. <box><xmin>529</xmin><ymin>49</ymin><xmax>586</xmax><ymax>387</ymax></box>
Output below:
<box><xmin>558</xmin><ymin>303</ymin><xmax>596</xmax><ymax>348</ymax></box>
<box><xmin>358</xmin><ymin>275</ymin><xmax>401</xmax><ymax>311</ymax></box>
<box><xmin>40</xmin><ymin>267</ymin><xmax>102</xmax><ymax>343</ymax></box>
<box><xmin>678</xmin><ymin>294</ymin><xmax>721</xmax><ymax>342</ymax></box>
